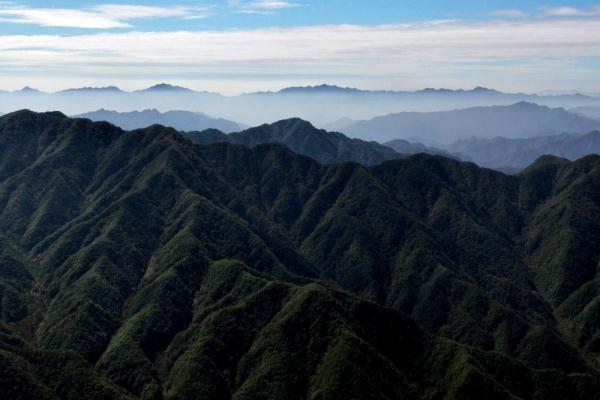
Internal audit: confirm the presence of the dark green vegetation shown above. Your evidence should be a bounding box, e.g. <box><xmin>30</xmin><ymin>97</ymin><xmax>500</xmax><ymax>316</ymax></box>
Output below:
<box><xmin>0</xmin><ymin>111</ymin><xmax>599</xmax><ymax>399</ymax></box>
<box><xmin>186</xmin><ymin>117</ymin><xmax>402</xmax><ymax>165</ymax></box>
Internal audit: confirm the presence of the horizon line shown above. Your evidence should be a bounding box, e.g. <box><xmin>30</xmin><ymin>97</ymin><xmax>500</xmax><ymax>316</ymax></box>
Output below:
<box><xmin>2</xmin><ymin>83</ymin><xmax>598</xmax><ymax>98</ymax></box>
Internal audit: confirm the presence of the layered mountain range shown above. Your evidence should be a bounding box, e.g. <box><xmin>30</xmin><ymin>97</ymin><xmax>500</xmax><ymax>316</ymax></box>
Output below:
<box><xmin>4</xmin><ymin>84</ymin><xmax>600</xmax><ymax>127</ymax></box>
<box><xmin>450</xmin><ymin>131</ymin><xmax>600</xmax><ymax>171</ymax></box>
<box><xmin>0</xmin><ymin>110</ymin><xmax>599</xmax><ymax>399</ymax></box>
<box><xmin>184</xmin><ymin>118</ymin><xmax>402</xmax><ymax>165</ymax></box>
<box><xmin>71</xmin><ymin>104</ymin><xmax>600</xmax><ymax>172</ymax></box>
<box><xmin>77</xmin><ymin>109</ymin><xmax>244</xmax><ymax>133</ymax></box>
<box><xmin>340</xmin><ymin>102</ymin><xmax>600</xmax><ymax>144</ymax></box>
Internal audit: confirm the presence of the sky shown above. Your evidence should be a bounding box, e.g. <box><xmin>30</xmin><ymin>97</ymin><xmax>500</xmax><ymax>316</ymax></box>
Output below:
<box><xmin>1</xmin><ymin>0</ymin><xmax>600</xmax><ymax>94</ymax></box>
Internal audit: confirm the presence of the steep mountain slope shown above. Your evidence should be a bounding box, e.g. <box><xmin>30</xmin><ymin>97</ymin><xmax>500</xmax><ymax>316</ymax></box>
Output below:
<box><xmin>342</xmin><ymin>102</ymin><xmax>600</xmax><ymax>144</ymax></box>
<box><xmin>77</xmin><ymin>109</ymin><xmax>243</xmax><ymax>133</ymax></box>
<box><xmin>450</xmin><ymin>131</ymin><xmax>600</xmax><ymax>170</ymax></box>
<box><xmin>519</xmin><ymin>156</ymin><xmax>600</xmax><ymax>359</ymax></box>
<box><xmin>0</xmin><ymin>111</ymin><xmax>599</xmax><ymax>399</ymax></box>
<box><xmin>186</xmin><ymin>118</ymin><xmax>403</xmax><ymax>165</ymax></box>
<box><xmin>4</xmin><ymin>259</ymin><xmax>597</xmax><ymax>400</ymax></box>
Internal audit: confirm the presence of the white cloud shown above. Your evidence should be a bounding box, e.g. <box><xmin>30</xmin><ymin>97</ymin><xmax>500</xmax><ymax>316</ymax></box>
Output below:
<box><xmin>1</xmin><ymin>19</ymin><xmax>600</xmax><ymax>93</ymax></box>
<box><xmin>542</xmin><ymin>6</ymin><xmax>600</xmax><ymax>17</ymax></box>
<box><xmin>230</xmin><ymin>0</ymin><xmax>301</xmax><ymax>14</ymax></box>
<box><xmin>0</xmin><ymin>3</ymin><xmax>210</xmax><ymax>29</ymax></box>
<box><xmin>248</xmin><ymin>1</ymin><xmax>301</xmax><ymax>9</ymax></box>
<box><xmin>92</xmin><ymin>4</ymin><xmax>196</xmax><ymax>19</ymax></box>
<box><xmin>3</xmin><ymin>19</ymin><xmax>600</xmax><ymax>63</ymax></box>
<box><xmin>0</xmin><ymin>7</ymin><xmax>130</xmax><ymax>28</ymax></box>
<box><xmin>490</xmin><ymin>9</ymin><xmax>528</xmax><ymax>18</ymax></box>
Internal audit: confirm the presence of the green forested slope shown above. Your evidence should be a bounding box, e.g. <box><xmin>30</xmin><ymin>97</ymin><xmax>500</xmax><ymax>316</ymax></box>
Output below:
<box><xmin>186</xmin><ymin>118</ymin><xmax>401</xmax><ymax>165</ymax></box>
<box><xmin>0</xmin><ymin>111</ymin><xmax>599</xmax><ymax>399</ymax></box>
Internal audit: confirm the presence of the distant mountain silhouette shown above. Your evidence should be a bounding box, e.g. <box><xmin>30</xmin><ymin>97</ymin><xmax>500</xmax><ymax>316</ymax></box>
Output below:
<box><xmin>384</xmin><ymin>138</ymin><xmax>457</xmax><ymax>159</ymax></box>
<box><xmin>77</xmin><ymin>109</ymin><xmax>243</xmax><ymax>133</ymax></box>
<box><xmin>277</xmin><ymin>84</ymin><xmax>368</xmax><ymax>94</ymax></box>
<box><xmin>57</xmin><ymin>86</ymin><xmax>125</xmax><ymax>94</ymax></box>
<box><xmin>320</xmin><ymin>117</ymin><xmax>357</xmax><ymax>132</ymax></box>
<box><xmin>13</xmin><ymin>86</ymin><xmax>43</xmax><ymax>93</ymax></box>
<box><xmin>4</xmin><ymin>84</ymin><xmax>600</xmax><ymax>126</ymax></box>
<box><xmin>341</xmin><ymin>102</ymin><xmax>600</xmax><ymax>143</ymax></box>
<box><xmin>135</xmin><ymin>83</ymin><xmax>196</xmax><ymax>93</ymax></box>
<box><xmin>450</xmin><ymin>131</ymin><xmax>600</xmax><ymax>170</ymax></box>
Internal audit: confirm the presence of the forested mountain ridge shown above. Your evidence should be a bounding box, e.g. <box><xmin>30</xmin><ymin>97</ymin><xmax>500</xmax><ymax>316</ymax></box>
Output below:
<box><xmin>0</xmin><ymin>110</ymin><xmax>599</xmax><ymax>399</ymax></box>
<box><xmin>185</xmin><ymin>117</ymin><xmax>403</xmax><ymax>165</ymax></box>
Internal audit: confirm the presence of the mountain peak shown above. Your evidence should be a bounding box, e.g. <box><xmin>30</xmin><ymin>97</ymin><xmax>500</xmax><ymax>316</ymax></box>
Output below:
<box><xmin>270</xmin><ymin>117</ymin><xmax>317</xmax><ymax>130</ymax></box>
<box><xmin>520</xmin><ymin>154</ymin><xmax>571</xmax><ymax>175</ymax></box>
<box><xmin>420</xmin><ymin>87</ymin><xmax>457</xmax><ymax>93</ymax></box>
<box><xmin>278</xmin><ymin>84</ymin><xmax>365</xmax><ymax>94</ymax></box>
<box><xmin>1</xmin><ymin>109</ymin><xmax>68</xmax><ymax>124</ymax></box>
<box><xmin>15</xmin><ymin>86</ymin><xmax>41</xmax><ymax>93</ymax></box>
<box><xmin>140</xmin><ymin>83</ymin><xmax>193</xmax><ymax>92</ymax></box>
<box><xmin>471</xmin><ymin>86</ymin><xmax>499</xmax><ymax>93</ymax></box>
<box><xmin>418</xmin><ymin>86</ymin><xmax>500</xmax><ymax>94</ymax></box>
<box><xmin>509</xmin><ymin>101</ymin><xmax>550</xmax><ymax>110</ymax></box>
<box><xmin>59</xmin><ymin>86</ymin><xmax>124</xmax><ymax>93</ymax></box>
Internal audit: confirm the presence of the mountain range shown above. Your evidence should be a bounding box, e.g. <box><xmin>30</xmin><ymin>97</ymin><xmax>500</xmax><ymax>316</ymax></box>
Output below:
<box><xmin>450</xmin><ymin>131</ymin><xmax>600</xmax><ymax>171</ymax></box>
<box><xmin>4</xmin><ymin>84</ymin><xmax>600</xmax><ymax>127</ymax></box>
<box><xmin>184</xmin><ymin>118</ymin><xmax>403</xmax><ymax>165</ymax></box>
<box><xmin>73</xmin><ymin>111</ymin><xmax>443</xmax><ymax>166</ymax></box>
<box><xmin>383</xmin><ymin>139</ymin><xmax>456</xmax><ymax>159</ymax></box>
<box><xmin>339</xmin><ymin>102</ymin><xmax>600</xmax><ymax>144</ymax></box>
<box><xmin>77</xmin><ymin>109</ymin><xmax>244</xmax><ymax>133</ymax></box>
<box><xmin>0</xmin><ymin>110</ymin><xmax>599</xmax><ymax>399</ymax></box>
<box><xmin>69</xmin><ymin>104</ymin><xmax>600</xmax><ymax>173</ymax></box>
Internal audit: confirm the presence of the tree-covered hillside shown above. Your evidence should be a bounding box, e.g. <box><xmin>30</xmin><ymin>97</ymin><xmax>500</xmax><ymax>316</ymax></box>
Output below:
<box><xmin>186</xmin><ymin>118</ymin><xmax>402</xmax><ymax>165</ymax></box>
<box><xmin>0</xmin><ymin>111</ymin><xmax>599</xmax><ymax>399</ymax></box>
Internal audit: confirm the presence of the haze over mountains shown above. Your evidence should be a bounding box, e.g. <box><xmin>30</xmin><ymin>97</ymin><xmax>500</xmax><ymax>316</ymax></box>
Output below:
<box><xmin>340</xmin><ymin>102</ymin><xmax>600</xmax><ymax>144</ymax></box>
<box><xmin>450</xmin><ymin>131</ymin><xmax>600</xmax><ymax>171</ymax></box>
<box><xmin>66</xmin><ymin>101</ymin><xmax>600</xmax><ymax>172</ymax></box>
<box><xmin>571</xmin><ymin>106</ymin><xmax>600</xmax><ymax>121</ymax></box>
<box><xmin>1</xmin><ymin>110</ymin><xmax>599</xmax><ymax>400</ymax></box>
<box><xmin>4</xmin><ymin>83</ymin><xmax>600</xmax><ymax>127</ymax></box>
<box><xmin>77</xmin><ymin>109</ymin><xmax>244</xmax><ymax>133</ymax></box>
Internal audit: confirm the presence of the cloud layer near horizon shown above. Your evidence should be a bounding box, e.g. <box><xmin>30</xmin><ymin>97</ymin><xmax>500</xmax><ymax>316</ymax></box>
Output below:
<box><xmin>0</xmin><ymin>1</ymin><xmax>301</xmax><ymax>28</ymax></box>
<box><xmin>0</xmin><ymin>3</ymin><xmax>211</xmax><ymax>28</ymax></box>
<box><xmin>1</xmin><ymin>18</ymin><xmax>600</xmax><ymax>93</ymax></box>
